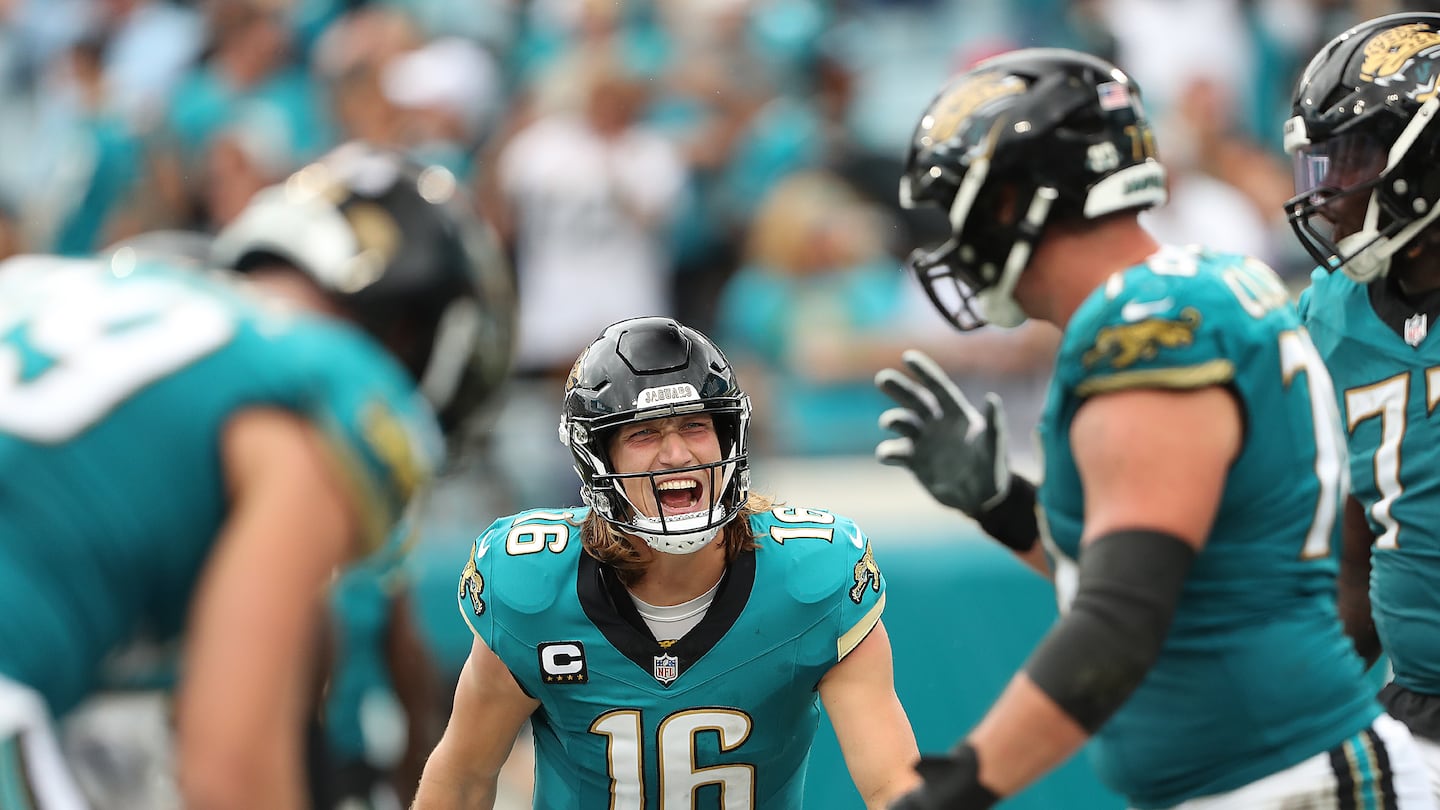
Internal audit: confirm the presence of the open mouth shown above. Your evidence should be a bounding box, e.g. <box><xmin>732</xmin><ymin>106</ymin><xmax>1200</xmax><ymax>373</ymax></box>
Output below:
<box><xmin>655</xmin><ymin>477</ymin><xmax>704</xmax><ymax>515</ymax></box>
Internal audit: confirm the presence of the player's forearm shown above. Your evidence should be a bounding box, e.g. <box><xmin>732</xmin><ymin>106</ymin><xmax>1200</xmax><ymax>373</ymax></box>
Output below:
<box><xmin>862</xmin><ymin>772</ymin><xmax>924</xmax><ymax>810</ymax></box>
<box><xmin>412</xmin><ymin>779</ymin><xmax>497</xmax><ymax>809</ymax></box>
<box><xmin>411</xmin><ymin>781</ymin><xmax>497</xmax><ymax>810</ymax></box>
<box><xmin>1338</xmin><ymin>574</ymin><xmax>1381</xmax><ymax>667</ymax></box>
<box><xmin>850</xmin><ymin>707</ymin><xmax>922</xmax><ymax>809</ymax></box>
<box><xmin>411</xmin><ymin>746</ymin><xmax>499</xmax><ymax>810</ymax></box>
<box><xmin>179</xmin><ymin>747</ymin><xmax>308</xmax><ymax>810</ymax></box>
<box><xmin>1338</xmin><ymin>497</ymin><xmax>1381</xmax><ymax>666</ymax></box>
<box><xmin>967</xmin><ymin>673</ymin><xmax>1089</xmax><ymax>795</ymax></box>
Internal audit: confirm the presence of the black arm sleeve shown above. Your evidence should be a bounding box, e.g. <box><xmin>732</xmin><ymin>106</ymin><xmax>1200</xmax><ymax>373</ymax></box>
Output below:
<box><xmin>977</xmin><ymin>474</ymin><xmax>1039</xmax><ymax>552</ymax></box>
<box><xmin>1023</xmin><ymin>528</ymin><xmax>1196</xmax><ymax>733</ymax></box>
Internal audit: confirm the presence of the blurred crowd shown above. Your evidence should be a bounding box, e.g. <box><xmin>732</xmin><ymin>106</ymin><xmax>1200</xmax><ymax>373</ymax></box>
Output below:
<box><xmin>1</xmin><ymin>1</ymin><xmax>1428</xmax><ymax>807</ymax></box>
<box><xmin>0</xmin><ymin>0</ymin><xmax>1424</xmax><ymax>475</ymax></box>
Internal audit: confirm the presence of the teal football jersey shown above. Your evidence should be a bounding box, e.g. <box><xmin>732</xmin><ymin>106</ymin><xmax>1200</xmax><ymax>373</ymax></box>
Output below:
<box><xmin>458</xmin><ymin>506</ymin><xmax>887</xmax><ymax>809</ymax></box>
<box><xmin>1038</xmin><ymin>246</ymin><xmax>1378</xmax><ymax>808</ymax></box>
<box><xmin>1299</xmin><ymin>268</ymin><xmax>1440</xmax><ymax>697</ymax></box>
<box><xmin>0</xmin><ymin>255</ymin><xmax>442</xmax><ymax>716</ymax></box>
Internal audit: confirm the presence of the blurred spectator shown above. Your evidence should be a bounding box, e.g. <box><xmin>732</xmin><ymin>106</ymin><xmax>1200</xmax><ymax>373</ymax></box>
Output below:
<box><xmin>311</xmin><ymin>3</ymin><xmax>425</xmax><ymax>81</ymax></box>
<box><xmin>155</xmin><ymin>0</ymin><xmax>332</xmax><ymax>227</ymax></box>
<box><xmin>1100</xmin><ymin>0</ymin><xmax>1257</xmax><ymax>125</ymax></box>
<box><xmin>489</xmin><ymin>45</ymin><xmax>686</xmax><ymax>378</ymax></box>
<box><xmin>328</xmin><ymin>60</ymin><xmax>398</xmax><ymax>147</ymax></box>
<box><xmin>28</xmin><ymin>35</ymin><xmax>144</xmax><ymax>254</ymax></box>
<box><xmin>717</xmin><ymin>168</ymin><xmax>1059</xmax><ymax>460</ymax></box>
<box><xmin>199</xmin><ymin>107</ymin><xmax>296</xmax><ymax>229</ymax></box>
<box><xmin>810</xmin><ymin>49</ymin><xmax>949</xmax><ymax>265</ymax></box>
<box><xmin>478</xmin><ymin>43</ymin><xmax>688</xmax><ymax>510</ymax></box>
<box><xmin>312</xmin><ymin>7</ymin><xmax>422</xmax><ymax>151</ymax></box>
<box><xmin>511</xmin><ymin>0</ymin><xmax>670</xmax><ymax>90</ymax></box>
<box><xmin>380</xmin><ymin>36</ymin><xmax>502</xmax><ymax>179</ymax></box>
<box><xmin>95</xmin><ymin>0</ymin><xmax>204</xmax><ymax>130</ymax></box>
<box><xmin>381</xmin><ymin>0</ymin><xmax>518</xmax><ymax>53</ymax></box>
<box><xmin>1140</xmin><ymin>74</ymin><xmax>1297</xmax><ymax>274</ymax></box>
<box><xmin>715</xmin><ymin>170</ymin><xmax>916</xmax><ymax>456</ymax></box>
<box><xmin>656</xmin><ymin>0</ymin><xmax>828</xmax><ymax>331</ymax></box>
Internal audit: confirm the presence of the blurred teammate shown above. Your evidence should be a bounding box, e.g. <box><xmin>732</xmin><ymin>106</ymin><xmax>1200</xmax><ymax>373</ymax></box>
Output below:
<box><xmin>414</xmin><ymin>316</ymin><xmax>919</xmax><ymax>809</ymax></box>
<box><xmin>311</xmin><ymin>559</ymin><xmax>443</xmax><ymax>810</ymax></box>
<box><xmin>875</xmin><ymin>49</ymin><xmax>1432</xmax><ymax>809</ymax></box>
<box><xmin>1285</xmin><ymin>12</ymin><xmax>1440</xmax><ymax>798</ymax></box>
<box><xmin>0</xmin><ymin>141</ymin><xmax>511</xmax><ymax>809</ymax></box>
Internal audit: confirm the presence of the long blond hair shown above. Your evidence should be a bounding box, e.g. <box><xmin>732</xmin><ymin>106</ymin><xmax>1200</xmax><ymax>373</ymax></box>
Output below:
<box><xmin>580</xmin><ymin>493</ymin><xmax>776</xmax><ymax>586</ymax></box>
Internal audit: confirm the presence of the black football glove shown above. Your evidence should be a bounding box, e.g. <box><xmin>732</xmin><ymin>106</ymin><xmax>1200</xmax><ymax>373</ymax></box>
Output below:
<box><xmin>875</xmin><ymin>349</ymin><xmax>1013</xmax><ymax>518</ymax></box>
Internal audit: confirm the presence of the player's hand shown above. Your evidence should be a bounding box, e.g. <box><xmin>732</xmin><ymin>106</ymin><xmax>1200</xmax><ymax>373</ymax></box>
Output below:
<box><xmin>875</xmin><ymin>349</ymin><xmax>1011</xmax><ymax>519</ymax></box>
<box><xmin>888</xmin><ymin>748</ymin><xmax>999</xmax><ymax>810</ymax></box>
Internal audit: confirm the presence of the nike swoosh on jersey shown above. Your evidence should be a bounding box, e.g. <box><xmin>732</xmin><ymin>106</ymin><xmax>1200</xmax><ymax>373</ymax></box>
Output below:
<box><xmin>1121</xmin><ymin>297</ymin><xmax>1175</xmax><ymax>322</ymax></box>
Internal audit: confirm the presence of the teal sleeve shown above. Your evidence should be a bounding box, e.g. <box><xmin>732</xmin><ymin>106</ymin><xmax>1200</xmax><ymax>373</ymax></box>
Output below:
<box><xmin>1065</xmin><ymin>277</ymin><xmax>1238</xmax><ymax>399</ymax></box>
<box><xmin>458</xmin><ymin>517</ymin><xmax>511</xmax><ymax>646</ymax></box>
<box><xmin>834</xmin><ymin>516</ymin><xmax>886</xmax><ymax>662</ymax></box>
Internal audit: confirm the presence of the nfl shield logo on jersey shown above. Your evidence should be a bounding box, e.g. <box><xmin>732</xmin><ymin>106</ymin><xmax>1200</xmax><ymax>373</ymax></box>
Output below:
<box><xmin>1404</xmin><ymin>313</ymin><xmax>1428</xmax><ymax>347</ymax></box>
<box><xmin>653</xmin><ymin>653</ymin><xmax>679</xmax><ymax>685</ymax></box>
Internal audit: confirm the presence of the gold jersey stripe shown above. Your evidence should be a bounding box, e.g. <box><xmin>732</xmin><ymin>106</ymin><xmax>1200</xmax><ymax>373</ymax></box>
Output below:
<box><xmin>1075</xmin><ymin>359</ymin><xmax>1236</xmax><ymax>398</ymax></box>
<box><xmin>837</xmin><ymin>593</ymin><xmax>886</xmax><ymax>661</ymax></box>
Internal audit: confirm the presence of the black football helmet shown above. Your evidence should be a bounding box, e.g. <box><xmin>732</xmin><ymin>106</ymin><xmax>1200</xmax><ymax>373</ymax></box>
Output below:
<box><xmin>213</xmin><ymin>141</ymin><xmax>516</xmax><ymax>438</ymax></box>
<box><xmin>900</xmin><ymin>48</ymin><xmax>1167</xmax><ymax>330</ymax></box>
<box><xmin>1283</xmin><ymin>13</ymin><xmax>1440</xmax><ymax>283</ymax></box>
<box><xmin>560</xmin><ymin>317</ymin><xmax>751</xmax><ymax>554</ymax></box>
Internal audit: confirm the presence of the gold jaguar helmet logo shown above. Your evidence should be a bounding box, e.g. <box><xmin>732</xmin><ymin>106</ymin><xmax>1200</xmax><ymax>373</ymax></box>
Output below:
<box><xmin>919</xmin><ymin>73</ymin><xmax>1027</xmax><ymax>148</ymax></box>
<box><xmin>565</xmin><ymin>346</ymin><xmax>588</xmax><ymax>394</ymax></box>
<box><xmin>1359</xmin><ymin>23</ymin><xmax>1440</xmax><ymax>103</ymax></box>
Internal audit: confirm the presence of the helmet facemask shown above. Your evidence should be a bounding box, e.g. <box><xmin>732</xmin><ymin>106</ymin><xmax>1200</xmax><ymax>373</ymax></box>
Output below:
<box><xmin>899</xmin><ymin>52</ymin><xmax>1167</xmax><ymax>331</ymax></box>
<box><xmin>902</xmin><ymin>162</ymin><xmax>1059</xmax><ymax>330</ymax></box>
<box><xmin>563</xmin><ymin>401</ymin><xmax>752</xmax><ymax>555</ymax></box>
<box><xmin>1284</xmin><ymin>97</ymin><xmax>1440</xmax><ymax>283</ymax></box>
<box><xmin>561</xmin><ymin>317</ymin><xmax>753</xmax><ymax>554</ymax></box>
